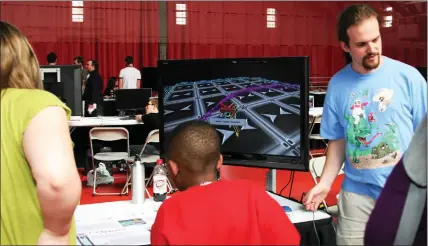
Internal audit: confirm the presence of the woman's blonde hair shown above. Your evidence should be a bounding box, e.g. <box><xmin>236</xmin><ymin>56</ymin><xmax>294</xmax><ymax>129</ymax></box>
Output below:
<box><xmin>1</xmin><ymin>21</ymin><xmax>43</xmax><ymax>91</ymax></box>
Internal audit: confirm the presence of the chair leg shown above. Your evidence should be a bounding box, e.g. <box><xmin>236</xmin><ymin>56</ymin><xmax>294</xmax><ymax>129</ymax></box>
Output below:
<box><xmin>92</xmin><ymin>167</ymin><xmax>97</xmax><ymax>196</ymax></box>
<box><xmin>125</xmin><ymin>169</ymin><xmax>130</xmax><ymax>194</ymax></box>
<box><xmin>145</xmin><ymin>188</ymin><xmax>151</xmax><ymax>198</ymax></box>
<box><xmin>323</xmin><ymin>140</ymin><xmax>329</xmax><ymax>156</ymax></box>
<box><xmin>145</xmin><ymin>169</ymin><xmax>155</xmax><ymax>187</ymax></box>
<box><xmin>121</xmin><ymin>169</ymin><xmax>132</xmax><ymax>195</ymax></box>
<box><xmin>166</xmin><ymin>179</ymin><xmax>177</xmax><ymax>194</ymax></box>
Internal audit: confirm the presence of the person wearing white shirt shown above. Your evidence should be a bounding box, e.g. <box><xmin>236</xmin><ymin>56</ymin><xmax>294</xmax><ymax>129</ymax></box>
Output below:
<box><xmin>118</xmin><ymin>56</ymin><xmax>141</xmax><ymax>89</ymax></box>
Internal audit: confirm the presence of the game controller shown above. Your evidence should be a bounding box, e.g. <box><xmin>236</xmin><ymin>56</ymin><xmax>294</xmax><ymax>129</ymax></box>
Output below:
<box><xmin>282</xmin><ymin>205</ymin><xmax>292</xmax><ymax>213</ymax></box>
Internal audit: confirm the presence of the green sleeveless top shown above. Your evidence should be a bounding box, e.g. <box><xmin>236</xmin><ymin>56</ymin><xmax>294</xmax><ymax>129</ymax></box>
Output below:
<box><xmin>1</xmin><ymin>88</ymin><xmax>76</xmax><ymax>245</ymax></box>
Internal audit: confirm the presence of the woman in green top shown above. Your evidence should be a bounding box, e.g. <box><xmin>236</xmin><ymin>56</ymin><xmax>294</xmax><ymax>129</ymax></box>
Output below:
<box><xmin>1</xmin><ymin>21</ymin><xmax>81</xmax><ymax>245</ymax></box>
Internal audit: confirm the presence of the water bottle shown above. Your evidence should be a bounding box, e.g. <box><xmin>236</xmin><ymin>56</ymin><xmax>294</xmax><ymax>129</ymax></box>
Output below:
<box><xmin>153</xmin><ymin>159</ymin><xmax>168</xmax><ymax>202</ymax></box>
<box><xmin>131</xmin><ymin>157</ymin><xmax>146</xmax><ymax>205</ymax></box>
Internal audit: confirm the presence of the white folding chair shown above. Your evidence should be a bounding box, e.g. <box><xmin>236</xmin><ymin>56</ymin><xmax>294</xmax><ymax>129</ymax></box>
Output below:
<box><xmin>122</xmin><ymin>129</ymin><xmax>160</xmax><ymax>197</ymax></box>
<box><xmin>309</xmin><ymin>115</ymin><xmax>329</xmax><ymax>158</ymax></box>
<box><xmin>89</xmin><ymin>127</ymin><xmax>130</xmax><ymax>196</ymax></box>
<box><xmin>309</xmin><ymin>156</ymin><xmax>344</xmax><ymax>216</ymax></box>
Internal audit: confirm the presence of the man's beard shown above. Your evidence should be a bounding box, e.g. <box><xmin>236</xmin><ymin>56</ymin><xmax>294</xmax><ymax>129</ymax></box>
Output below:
<box><xmin>362</xmin><ymin>53</ymin><xmax>380</xmax><ymax>70</ymax></box>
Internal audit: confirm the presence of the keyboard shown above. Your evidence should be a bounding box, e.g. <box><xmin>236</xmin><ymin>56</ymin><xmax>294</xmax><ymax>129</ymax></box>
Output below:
<box><xmin>120</xmin><ymin>115</ymin><xmax>136</xmax><ymax>120</ymax></box>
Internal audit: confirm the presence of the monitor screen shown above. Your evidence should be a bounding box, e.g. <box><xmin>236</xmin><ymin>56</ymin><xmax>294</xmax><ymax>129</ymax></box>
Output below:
<box><xmin>159</xmin><ymin>57</ymin><xmax>310</xmax><ymax>171</ymax></box>
<box><xmin>115</xmin><ymin>89</ymin><xmax>152</xmax><ymax>110</ymax></box>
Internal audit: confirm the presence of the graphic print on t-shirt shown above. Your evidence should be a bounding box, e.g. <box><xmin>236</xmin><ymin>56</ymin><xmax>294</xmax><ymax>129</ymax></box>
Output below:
<box><xmin>344</xmin><ymin>88</ymin><xmax>401</xmax><ymax>169</ymax></box>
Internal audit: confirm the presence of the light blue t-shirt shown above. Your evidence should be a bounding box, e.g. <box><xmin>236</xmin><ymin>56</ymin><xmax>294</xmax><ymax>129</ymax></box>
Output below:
<box><xmin>321</xmin><ymin>56</ymin><xmax>427</xmax><ymax>200</ymax></box>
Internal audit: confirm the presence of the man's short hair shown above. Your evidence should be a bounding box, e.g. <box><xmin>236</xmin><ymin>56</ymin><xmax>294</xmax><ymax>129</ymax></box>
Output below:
<box><xmin>149</xmin><ymin>98</ymin><xmax>158</xmax><ymax>108</ymax></box>
<box><xmin>165</xmin><ymin>120</ymin><xmax>221</xmax><ymax>173</ymax></box>
<box><xmin>125</xmin><ymin>56</ymin><xmax>133</xmax><ymax>65</ymax></box>
<box><xmin>90</xmin><ymin>60</ymin><xmax>98</xmax><ymax>70</ymax></box>
<box><xmin>74</xmin><ymin>56</ymin><xmax>84</xmax><ymax>64</ymax></box>
<box><xmin>47</xmin><ymin>52</ymin><xmax>57</xmax><ymax>63</ymax></box>
<box><xmin>337</xmin><ymin>4</ymin><xmax>380</xmax><ymax>46</ymax></box>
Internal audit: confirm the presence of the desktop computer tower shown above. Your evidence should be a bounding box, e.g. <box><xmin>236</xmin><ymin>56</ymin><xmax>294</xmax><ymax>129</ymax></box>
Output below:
<box><xmin>40</xmin><ymin>65</ymin><xmax>83</xmax><ymax>116</ymax></box>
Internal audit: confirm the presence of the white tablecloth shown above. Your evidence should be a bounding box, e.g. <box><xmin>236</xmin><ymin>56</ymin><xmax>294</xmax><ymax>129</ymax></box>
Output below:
<box><xmin>75</xmin><ymin>192</ymin><xmax>330</xmax><ymax>245</ymax></box>
<box><xmin>69</xmin><ymin>116</ymin><xmax>142</xmax><ymax>128</ymax></box>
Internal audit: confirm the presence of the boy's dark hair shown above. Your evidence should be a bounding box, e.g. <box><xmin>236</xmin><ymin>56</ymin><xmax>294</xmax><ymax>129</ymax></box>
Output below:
<box><xmin>165</xmin><ymin>120</ymin><xmax>221</xmax><ymax>173</ymax></box>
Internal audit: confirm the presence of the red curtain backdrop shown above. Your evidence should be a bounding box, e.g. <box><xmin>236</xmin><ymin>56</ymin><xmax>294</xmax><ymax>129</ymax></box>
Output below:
<box><xmin>0</xmin><ymin>1</ymin><xmax>159</xmax><ymax>89</ymax></box>
<box><xmin>1</xmin><ymin>1</ymin><xmax>426</xmax><ymax>84</ymax></box>
<box><xmin>167</xmin><ymin>1</ymin><xmax>427</xmax><ymax>79</ymax></box>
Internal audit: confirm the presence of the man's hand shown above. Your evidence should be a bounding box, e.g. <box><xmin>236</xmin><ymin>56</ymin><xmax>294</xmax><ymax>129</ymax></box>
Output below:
<box><xmin>88</xmin><ymin>104</ymin><xmax>96</xmax><ymax>114</ymax></box>
<box><xmin>302</xmin><ymin>182</ymin><xmax>331</xmax><ymax>211</ymax></box>
<box><xmin>38</xmin><ymin>229</ymin><xmax>69</xmax><ymax>245</ymax></box>
<box><xmin>136</xmin><ymin>115</ymin><xmax>142</xmax><ymax>121</ymax></box>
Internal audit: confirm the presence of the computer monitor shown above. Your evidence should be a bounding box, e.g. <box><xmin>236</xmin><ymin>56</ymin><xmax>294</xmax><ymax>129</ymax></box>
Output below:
<box><xmin>159</xmin><ymin>57</ymin><xmax>310</xmax><ymax>171</ymax></box>
<box><xmin>40</xmin><ymin>65</ymin><xmax>83</xmax><ymax>116</ymax></box>
<box><xmin>115</xmin><ymin>89</ymin><xmax>152</xmax><ymax>111</ymax></box>
<box><xmin>416</xmin><ymin>67</ymin><xmax>427</xmax><ymax>81</ymax></box>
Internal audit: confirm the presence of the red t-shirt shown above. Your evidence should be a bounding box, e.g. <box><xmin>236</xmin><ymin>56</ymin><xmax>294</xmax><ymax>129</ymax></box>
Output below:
<box><xmin>151</xmin><ymin>179</ymin><xmax>300</xmax><ymax>245</ymax></box>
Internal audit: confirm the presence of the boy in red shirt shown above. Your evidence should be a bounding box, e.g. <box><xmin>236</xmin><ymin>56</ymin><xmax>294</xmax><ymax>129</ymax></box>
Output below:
<box><xmin>151</xmin><ymin>120</ymin><xmax>300</xmax><ymax>245</ymax></box>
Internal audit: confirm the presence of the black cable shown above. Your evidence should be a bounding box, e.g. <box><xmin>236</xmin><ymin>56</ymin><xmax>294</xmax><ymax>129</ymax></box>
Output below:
<box><xmin>313</xmin><ymin>211</ymin><xmax>321</xmax><ymax>246</ymax></box>
<box><xmin>288</xmin><ymin>171</ymin><xmax>295</xmax><ymax>198</ymax></box>
<box><xmin>279</xmin><ymin>171</ymin><xmax>293</xmax><ymax>195</ymax></box>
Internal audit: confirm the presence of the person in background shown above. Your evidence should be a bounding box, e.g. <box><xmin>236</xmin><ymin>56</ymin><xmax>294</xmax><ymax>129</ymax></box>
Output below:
<box><xmin>83</xmin><ymin>60</ymin><xmax>103</xmax><ymax>117</ymax></box>
<box><xmin>103</xmin><ymin>76</ymin><xmax>118</xmax><ymax>98</ymax></box>
<box><xmin>135</xmin><ymin>97</ymin><xmax>159</xmax><ymax>133</ymax></box>
<box><xmin>303</xmin><ymin>4</ymin><xmax>427</xmax><ymax>245</ymax></box>
<box><xmin>118</xmin><ymin>56</ymin><xmax>141</xmax><ymax>89</ymax></box>
<box><xmin>47</xmin><ymin>51</ymin><xmax>57</xmax><ymax>65</ymax></box>
<box><xmin>365</xmin><ymin>115</ymin><xmax>427</xmax><ymax>246</ymax></box>
<box><xmin>151</xmin><ymin>120</ymin><xmax>300</xmax><ymax>245</ymax></box>
<box><xmin>74</xmin><ymin>56</ymin><xmax>88</xmax><ymax>93</ymax></box>
<box><xmin>131</xmin><ymin>98</ymin><xmax>160</xmax><ymax>158</ymax></box>
<box><xmin>0</xmin><ymin>21</ymin><xmax>81</xmax><ymax>245</ymax></box>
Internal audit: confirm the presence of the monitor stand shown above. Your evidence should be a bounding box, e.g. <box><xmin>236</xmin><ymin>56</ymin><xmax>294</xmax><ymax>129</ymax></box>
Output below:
<box><xmin>266</xmin><ymin>169</ymin><xmax>276</xmax><ymax>193</ymax></box>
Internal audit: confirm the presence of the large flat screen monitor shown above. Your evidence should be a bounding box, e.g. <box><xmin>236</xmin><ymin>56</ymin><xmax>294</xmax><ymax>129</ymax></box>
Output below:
<box><xmin>159</xmin><ymin>57</ymin><xmax>310</xmax><ymax>171</ymax></box>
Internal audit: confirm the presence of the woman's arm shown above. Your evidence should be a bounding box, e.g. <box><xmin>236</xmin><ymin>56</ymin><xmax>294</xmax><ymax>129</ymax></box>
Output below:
<box><xmin>23</xmin><ymin>106</ymin><xmax>81</xmax><ymax>239</ymax></box>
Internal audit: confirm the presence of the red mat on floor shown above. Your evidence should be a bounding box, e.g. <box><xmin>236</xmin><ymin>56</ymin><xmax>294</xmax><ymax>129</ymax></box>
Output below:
<box><xmin>79</xmin><ymin>166</ymin><xmax>343</xmax><ymax>206</ymax></box>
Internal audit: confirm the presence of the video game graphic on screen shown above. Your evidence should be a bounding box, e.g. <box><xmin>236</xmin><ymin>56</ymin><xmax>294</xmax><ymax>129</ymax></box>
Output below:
<box><xmin>163</xmin><ymin>77</ymin><xmax>301</xmax><ymax>157</ymax></box>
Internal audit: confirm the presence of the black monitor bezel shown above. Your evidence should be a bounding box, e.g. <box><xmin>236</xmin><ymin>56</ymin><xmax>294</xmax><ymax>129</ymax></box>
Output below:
<box><xmin>158</xmin><ymin>57</ymin><xmax>309</xmax><ymax>172</ymax></box>
<box><xmin>115</xmin><ymin>88</ymin><xmax>152</xmax><ymax>111</ymax></box>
